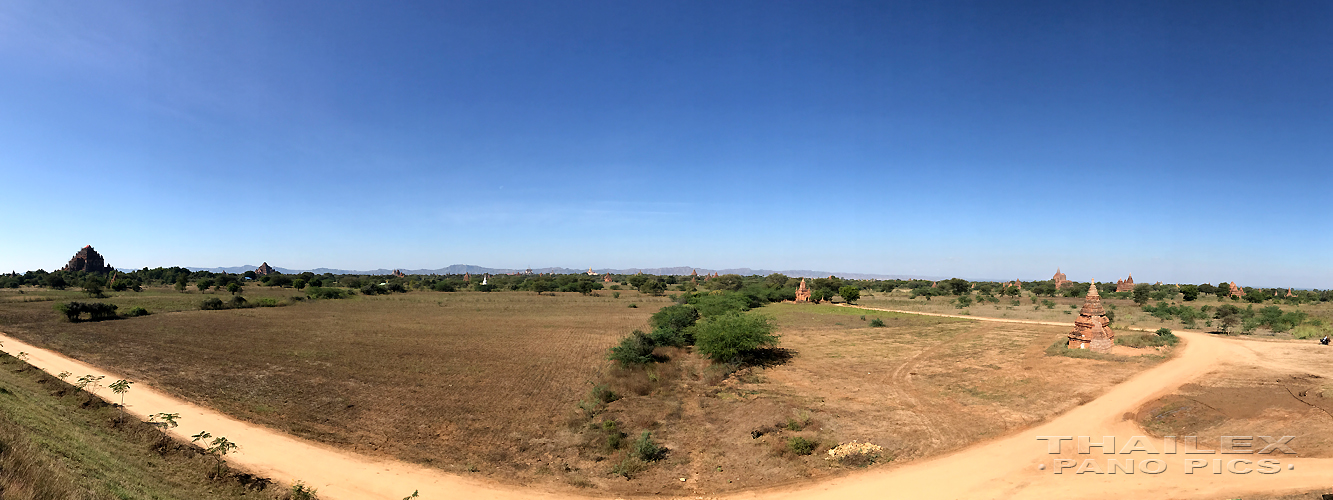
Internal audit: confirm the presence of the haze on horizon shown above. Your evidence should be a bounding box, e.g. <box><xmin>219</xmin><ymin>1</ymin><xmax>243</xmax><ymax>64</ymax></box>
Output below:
<box><xmin>1</xmin><ymin>1</ymin><xmax>1329</xmax><ymax>288</ymax></box>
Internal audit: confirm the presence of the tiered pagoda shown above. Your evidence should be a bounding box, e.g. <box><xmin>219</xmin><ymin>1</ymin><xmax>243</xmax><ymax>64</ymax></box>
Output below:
<box><xmin>1068</xmin><ymin>281</ymin><xmax>1115</xmax><ymax>353</ymax></box>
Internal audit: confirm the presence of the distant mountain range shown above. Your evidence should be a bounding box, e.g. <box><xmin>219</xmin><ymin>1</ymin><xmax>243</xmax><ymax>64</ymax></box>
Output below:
<box><xmin>181</xmin><ymin>264</ymin><xmax>947</xmax><ymax>281</ymax></box>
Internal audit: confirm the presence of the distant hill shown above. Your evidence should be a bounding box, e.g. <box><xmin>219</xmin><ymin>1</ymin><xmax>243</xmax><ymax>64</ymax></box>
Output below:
<box><xmin>184</xmin><ymin>264</ymin><xmax>947</xmax><ymax>281</ymax></box>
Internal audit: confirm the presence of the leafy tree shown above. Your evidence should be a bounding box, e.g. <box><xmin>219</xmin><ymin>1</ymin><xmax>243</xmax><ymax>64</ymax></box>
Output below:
<box><xmin>1132</xmin><ymin>284</ymin><xmax>1151</xmax><ymax>305</ymax></box>
<box><xmin>1180</xmin><ymin>285</ymin><xmax>1199</xmax><ymax>301</ymax></box>
<box><xmin>45</xmin><ymin>275</ymin><xmax>68</xmax><ymax>290</ymax></box>
<box><xmin>108</xmin><ymin>379</ymin><xmax>132</xmax><ymax>405</ymax></box>
<box><xmin>1214</xmin><ymin>304</ymin><xmax>1242</xmax><ymax>333</ymax></box>
<box><xmin>148</xmin><ymin>412</ymin><xmax>180</xmax><ymax>429</ymax></box>
<box><xmin>227</xmin><ymin>282</ymin><xmax>241</xmax><ymax>295</ymax></box>
<box><xmin>82</xmin><ymin>277</ymin><xmax>106</xmax><ymax>298</ymax></box>
<box><xmin>838</xmin><ymin>286</ymin><xmax>860</xmax><ymax>304</ymax></box>
<box><xmin>638</xmin><ymin>279</ymin><xmax>666</xmax><ymax>296</ymax></box>
<box><xmin>292</xmin><ymin>279</ymin><xmax>307</xmax><ymax>290</ymax></box>
<box><xmin>530</xmin><ymin>280</ymin><xmax>552</xmax><ymax>295</ymax></box>
<box><xmin>196</xmin><ymin>279</ymin><xmax>214</xmax><ymax>293</ymax></box>
<box><xmin>943</xmin><ymin>278</ymin><xmax>970</xmax><ymax>295</ymax></box>
<box><xmin>693</xmin><ymin>313</ymin><xmax>779</xmax><ymax>363</ymax></box>
<box><xmin>764</xmin><ymin>273</ymin><xmax>790</xmax><ymax>288</ymax></box>
<box><xmin>175</xmin><ymin>275</ymin><xmax>188</xmax><ymax>292</ymax></box>
<box><xmin>710</xmin><ymin>274</ymin><xmax>744</xmax><ymax>291</ymax></box>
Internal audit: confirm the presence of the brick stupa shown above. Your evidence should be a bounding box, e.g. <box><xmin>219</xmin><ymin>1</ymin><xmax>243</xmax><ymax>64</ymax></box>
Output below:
<box><xmin>1229</xmin><ymin>281</ymin><xmax>1245</xmax><ymax>299</ymax></box>
<box><xmin>1068</xmin><ymin>281</ymin><xmax>1114</xmax><ymax>353</ymax></box>
<box><xmin>795</xmin><ymin>279</ymin><xmax>811</xmax><ymax>303</ymax></box>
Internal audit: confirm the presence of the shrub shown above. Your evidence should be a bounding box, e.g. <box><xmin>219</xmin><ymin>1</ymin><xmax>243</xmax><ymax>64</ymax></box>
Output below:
<box><xmin>200</xmin><ymin>298</ymin><xmax>225</xmax><ymax>310</ymax></box>
<box><xmin>693</xmin><ymin>313</ymin><xmax>779</xmax><ymax>363</ymax></box>
<box><xmin>255</xmin><ymin>298</ymin><xmax>280</xmax><ymax>307</ymax></box>
<box><xmin>1114</xmin><ymin>330</ymin><xmax>1179</xmax><ymax>348</ymax></box>
<box><xmin>361</xmin><ymin>284</ymin><xmax>389</xmax><ymax>295</ymax></box>
<box><xmin>869</xmin><ymin>318</ymin><xmax>885</xmax><ymax>327</ymax></box>
<box><xmin>601</xmin><ymin>420</ymin><xmax>626</xmax><ymax>451</ymax></box>
<box><xmin>610</xmin><ymin>454</ymin><xmax>647</xmax><ymax>479</ymax></box>
<box><xmin>647</xmin><ymin>327</ymin><xmax>687</xmax><ymax>348</ymax></box>
<box><xmin>650</xmin><ymin>304</ymin><xmax>700</xmax><ymax>335</ymax></box>
<box><xmin>688</xmin><ymin>293</ymin><xmax>752</xmax><ymax>318</ymax></box>
<box><xmin>54</xmin><ymin>302</ymin><xmax>80</xmax><ymax>321</ymax></box>
<box><xmin>124</xmin><ymin>306</ymin><xmax>149</xmax><ymax>317</ymax></box>
<box><xmin>55</xmin><ymin>302</ymin><xmax>120</xmax><ymax>321</ymax></box>
<box><xmin>305</xmin><ymin>287</ymin><xmax>351</xmax><ymax>300</ymax></box>
<box><xmin>608</xmin><ymin>330</ymin><xmax>658</xmax><ymax>367</ymax></box>
<box><xmin>229</xmin><ymin>296</ymin><xmax>248</xmax><ymax>308</ymax></box>
<box><xmin>787</xmin><ymin>436</ymin><xmax>817</xmax><ymax>456</ymax></box>
<box><xmin>632</xmin><ymin>431</ymin><xmax>667</xmax><ymax>462</ymax></box>
<box><xmin>431</xmin><ymin>281</ymin><xmax>456</xmax><ymax>292</ymax></box>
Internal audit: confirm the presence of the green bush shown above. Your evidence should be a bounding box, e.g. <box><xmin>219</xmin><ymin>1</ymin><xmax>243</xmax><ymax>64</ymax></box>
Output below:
<box><xmin>787</xmin><ymin>436</ymin><xmax>817</xmax><ymax>456</ymax></box>
<box><xmin>124</xmin><ymin>306</ymin><xmax>149</xmax><ymax>317</ymax></box>
<box><xmin>305</xmin><ymin>287</ymin><xmax>351</xmax><ymax>300</ymax></box>
<box><xmin>431</xmin><ymin>281</ymin><xmax>456</xmax><ymax>292</ymax></box>
<box><xmin>608</xmin><ymin>330</ymin><xmax>658</xmax><ymax>367</ymax></box>
<box><xmin>693</xmin><ymin>313</ymin><xmax>779</xmax><ymax>363</ymax></box>
<box><xmin>54</xmin><ymin>301</ymin><xmax>119</xmax><ymax>321</ymax></box>
<box><xmin>688</xmin><ymin>293</ymin><xmax>752</xmax><ymax>318</ymax></box>
<box><xmin>650</xmin><ymin>305</ymin><xmax>700</xmax><ymax>335</ymax></box>
<box><xmin>228</xmin><ymin>296</ymin><xmax>248</xmax><ymax>308</ymax></box>
<box><xmin>1114</xmin><ymin>329</ymin><xmax>1179</xmax><ymax>348</ymax></box>
<box><xmin>632</xmin><ymin>431</ymin><xmax>667</xmax><ymax>462</ymax></box>
<box><xmin>255</xmin><ymin>298</ymin><xmax>280</xmax><ymax>307</ymax></box>
<box><xmin>200</xmin><ymin>298</ymin><xmax>225</xmax><ymax>310</ymax></box>
<box><xmin>869</xmin><ymin>318</ymin><xmax>885</xmax><ymax>327</ymax></box>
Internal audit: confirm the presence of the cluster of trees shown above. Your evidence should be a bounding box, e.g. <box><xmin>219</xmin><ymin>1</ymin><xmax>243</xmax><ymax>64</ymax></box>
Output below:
<box><xmin>608</xmin><ymin>289</ymin><xmax>787</xmax><ymax>368</ymax></box>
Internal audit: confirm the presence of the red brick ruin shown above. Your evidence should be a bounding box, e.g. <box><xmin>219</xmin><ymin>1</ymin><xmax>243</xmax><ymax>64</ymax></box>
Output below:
<box><xmin>1229</xmin><ymin>281</ymin><xmax>1245</xmax><ymax>298</ymax></box>
<box><xmin>393</xmin><ymin>269</ymin><xmax>406</xmax><ymax>278</ymax></box>
<box><xmin>62</xmin><ymin>245</ymin><xmax>113</xmax><ymax>273</ymax></box>
<box><xmin>464</xmin><ymin>272</ymin><xmax>471</xmax><ymax>282</ymax></box>
<box><xmin>603</xmin><ymin>273</ymin><xmax>612</xmax><ymax>283</ymax></box>
<box><xmin>254</xmin><ymin>262</ymin><xmax>276</xmax><ymax>276</ymax></box>
<box><xmin>1052</xmin><ymin>268</ymin><xmax>1069</xmax><ymax>289</ymax></box>
<box><xmin>1068</xmin><ymin>281</ymin><xmax>1115</xmax><ymax>353</ymax></box>
<box><xmin>1115</xmin><ymin>274</ymin><xmax>1135</xmax><ymax>292</ymax></box>
<box><xmin>795</xmin><ymin>279</ymin><xmax>811</xmax><ymax>303</ymax></box>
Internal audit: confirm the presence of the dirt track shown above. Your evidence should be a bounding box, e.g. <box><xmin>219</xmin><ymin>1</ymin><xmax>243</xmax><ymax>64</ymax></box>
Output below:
<box><xmin>4</xmin><ymin>310</ymin><xmax>1332</xmax><ymax>499</ymax></box>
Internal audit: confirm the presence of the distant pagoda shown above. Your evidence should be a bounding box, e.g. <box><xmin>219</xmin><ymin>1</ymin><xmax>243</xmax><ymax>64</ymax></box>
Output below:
<box><xmin>1228</xmin><ymin>281</ymin><xmax>1245</xmax><ymax>299</ymax></box>
<box><xmin>795</xmin><ymin>279</ymin><xmax>812</xmax><ymax>302</ymax></box>
<box><xmin>1052</xmin><ymin>268</ymin><xmax>1069</xmax><ymax>289</ymax></box>
<box><xmin>254</xmin><ymin>262</ymin><xmax>277</xmax><ymax>276</ymax></box>
<box><xmin>62</xmin><ymin>245</ymin><xmax>113</xmax><ymax>273</ymax></box>
<box><xmin>1068</xmin><ymin>281</ymin><xmax>1114</xmax><ymax>353</ymax></box>
<box><xmin>1115</xmin><ymin>274</ymin><xmax>1135</xmax><ymax>292</ymax></box>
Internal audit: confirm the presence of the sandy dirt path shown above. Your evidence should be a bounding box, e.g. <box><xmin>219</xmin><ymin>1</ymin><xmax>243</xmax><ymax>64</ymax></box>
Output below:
<box><xmin>5</xmin><ymin>310</ymin><xmax>1332</xmax><ymax>499</ymax></box>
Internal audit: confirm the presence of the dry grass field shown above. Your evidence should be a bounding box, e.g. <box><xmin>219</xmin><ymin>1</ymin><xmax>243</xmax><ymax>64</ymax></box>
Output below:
<box><xmin>0</xmin><ymin>287</ymin><xmax>1172</xmax><ymax>495</ymax></box>
<box><xmin>856</xmin><ymin>289</ymin><xmax>1333</xmax><ymax>338</ymax></box>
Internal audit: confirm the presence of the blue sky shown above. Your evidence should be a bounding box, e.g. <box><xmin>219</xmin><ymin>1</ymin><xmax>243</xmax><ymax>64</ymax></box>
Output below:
<box><xmin>1</xmin><ymin>1</ymin><xmax>1329</xmax><ymax>287</ymax></box>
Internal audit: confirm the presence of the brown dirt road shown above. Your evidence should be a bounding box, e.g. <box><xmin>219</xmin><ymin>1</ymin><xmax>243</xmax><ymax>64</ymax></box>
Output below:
<box><xmin>5</xmin><ymin>309</ymin><xmax>1333</xmax><ymax>500</ymax></box>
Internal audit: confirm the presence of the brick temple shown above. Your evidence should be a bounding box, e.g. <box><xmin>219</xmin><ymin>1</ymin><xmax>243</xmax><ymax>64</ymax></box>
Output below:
<box><xmin>1115</xmin><ymin>274</ymin><xmax>1135</xmax><ymax>292</ymax></box>
<box><xmin>1229</xmin><ymin>281</ymin><xmax>1245</xmax><ymax>299</ymax></box>
<box><xmin>254</xmin><ymin>262</ymin><xmax>276</xmax><ymax>276</ymax></box>
<box><xmin>1051</xmin><ymin>268</ymin><xmax>1069</xmax><ymax>289</ymax></box>
<box><xmin>62</xmin><ymin>245</ymin><xmax>113</xmax><ymax>273</ymax></box>
<box><xmin>795</xmin><ymin>279</ymin><xmax>811</xmax><ymax>303</ymax></box>
<box><xmin>1068</xmin><ymin>281</ymin><xmax>1115</xmax><ymax>353</ymax></box>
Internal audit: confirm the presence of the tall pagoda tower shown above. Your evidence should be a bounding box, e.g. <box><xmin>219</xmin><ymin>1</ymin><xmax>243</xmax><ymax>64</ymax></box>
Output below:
<box><xmin>1068</xmin><ymin>281</ymin><xmax>1114</xmax><ymax>353</ymax></box>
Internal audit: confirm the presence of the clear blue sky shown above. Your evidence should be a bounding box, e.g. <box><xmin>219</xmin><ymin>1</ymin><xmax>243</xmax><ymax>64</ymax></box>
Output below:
<box><xmin>1</xmin><ymin>1</ymin><xmax>1329</xmax><ymax>287</ymax></box>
